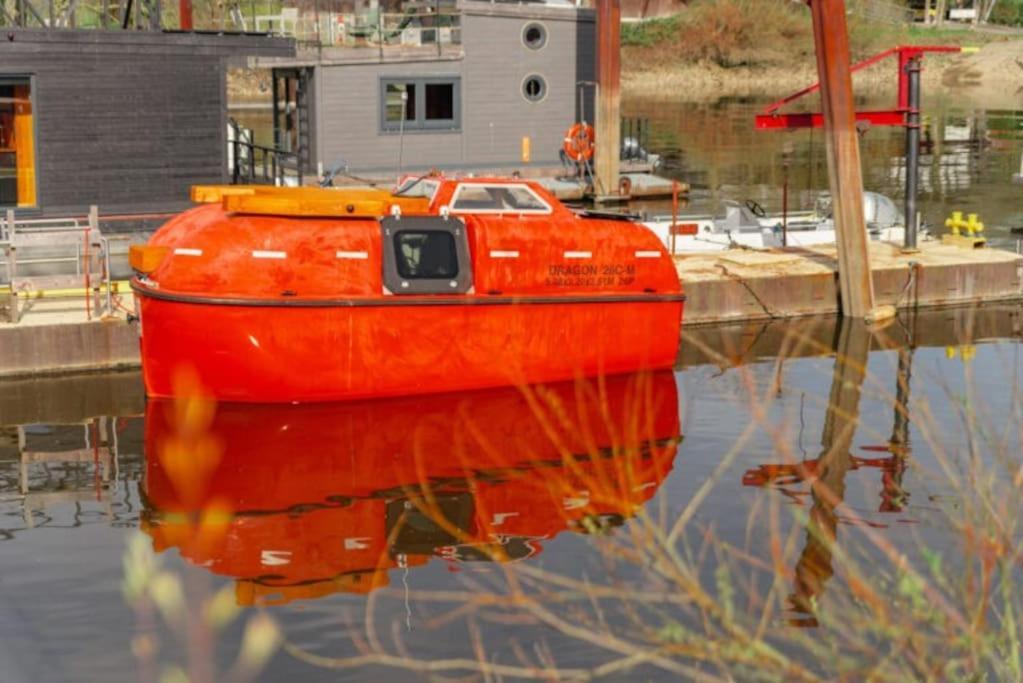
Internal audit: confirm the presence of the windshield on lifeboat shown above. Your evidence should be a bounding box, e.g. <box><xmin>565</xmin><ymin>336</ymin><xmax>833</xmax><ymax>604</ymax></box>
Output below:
<box><xmin>449</xmin><ymin>183</ymin><xmax>552</xmax><ymax>215</ymax></box>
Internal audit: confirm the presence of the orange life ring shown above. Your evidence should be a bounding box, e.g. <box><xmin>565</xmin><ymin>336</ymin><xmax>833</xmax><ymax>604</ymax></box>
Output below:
<box><xmin>562</xmin><ymin>123</ymin><xmax>595</xmax><ymax>162</ymax></box>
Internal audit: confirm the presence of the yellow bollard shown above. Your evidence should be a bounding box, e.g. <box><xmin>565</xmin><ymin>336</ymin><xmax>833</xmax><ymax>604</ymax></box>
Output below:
<box><xmin>944</xmin><ymin>211</ymin><xmax>965</xmax><ymax>236</ymax></box>
<box><xmin>942</xmin><ymin>210</ymin><xmax>985</xmax><ymax>248</ymax></box>
<box><xmin>945</xmin><ymin>345</ymin><xmax>976</xmax><ymax>361</ymax></box>
<box><xmin>965</xmin><ymin>213</ymin><xmax>984</xmax><ymax>236</ymax></box>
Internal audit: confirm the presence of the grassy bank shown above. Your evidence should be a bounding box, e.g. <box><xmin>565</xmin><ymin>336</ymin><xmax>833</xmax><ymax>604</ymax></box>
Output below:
<box><xmin>622</xmin><ymin>0</ymin><xmax>1015</xmax><ymax>100</ymax></box>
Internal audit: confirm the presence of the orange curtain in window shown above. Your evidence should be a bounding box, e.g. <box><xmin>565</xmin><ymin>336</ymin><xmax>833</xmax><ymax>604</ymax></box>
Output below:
<box><xmin>13</xmin><ymin>85</ymin><xmax>35</xmax><ymax>207</ymax></box>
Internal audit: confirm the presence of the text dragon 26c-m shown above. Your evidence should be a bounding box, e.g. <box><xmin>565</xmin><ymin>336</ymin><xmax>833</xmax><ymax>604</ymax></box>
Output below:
<box><xmin>130</xmin><ymin>176</ymin><xmax>686</xmax><ymax>402</ymax></box>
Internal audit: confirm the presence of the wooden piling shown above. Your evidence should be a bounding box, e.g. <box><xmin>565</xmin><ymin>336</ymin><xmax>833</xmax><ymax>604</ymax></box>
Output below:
<box><xmin>809</xmin><ymin>0</ymin><xmax>876</xmax><ymax>319</ymax></box>
<box><xmin>594</xmin><ymin>0</ymin><xmax>621</xmax><ymax>201</ymax></box>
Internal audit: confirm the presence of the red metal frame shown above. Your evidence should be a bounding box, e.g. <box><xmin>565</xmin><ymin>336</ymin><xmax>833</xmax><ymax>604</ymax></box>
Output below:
<box><xmin>755</xmin><ymin>45</ymin><xmax>964</xmax><ymax>130</ymax></box>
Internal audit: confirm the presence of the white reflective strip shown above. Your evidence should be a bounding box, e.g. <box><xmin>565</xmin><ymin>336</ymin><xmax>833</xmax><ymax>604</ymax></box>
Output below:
<box><xmin>252</xmin><ymin>250</ymin><xmax>286</xmax><ymax>259</ymax></box>
<box><xmin>563</xmin><ymin>250</ymin><xmax>592</xmax><ymax>259</ymax></box>
<box><xmin>489</xmin><ymin>250</ymin><xmax>520</xmax><ymax>258</ymax></box>
<box><xmin>563</xmin><ymin>492</ymin><xmax>591</xmax><ymax>510</ymax></box>
<box><xmin>336</xmin><ymin>250</ymin><xmax>369</xmax><ymax>260</ymax></box>
<box><xmin>344</xmin><ymin>537</ymin><xmax>371</xmax><ymax>550</ymax></box>
<box><xmin>491</xmin><ymin>512</ymin><xmax>519</xmax><ymax>526</ymax></box>
<box><xmin>635</xmin><ymin>250</ymin><xmax>662</xmax><ymax>258</ymax></box>
<box><xmin>260</xmin><ymin>550</ymin><xmax>292</xmax><ymax>566</ymax></box>
<box><xmin>174</xmin><ymin>248</ymin><xmax>203</xmax><ymax>256</ymax></box>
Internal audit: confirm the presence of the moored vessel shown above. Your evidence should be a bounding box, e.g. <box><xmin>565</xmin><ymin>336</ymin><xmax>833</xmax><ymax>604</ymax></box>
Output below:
<box><xmin>644</xmin><ymin>192</ymin><xmax>928</xmax><ymax>253</ymax></box>
<box><xmin>131</xmin><ymin>177</ymin><xmax>685</xmax><ymax>402</ymax></box>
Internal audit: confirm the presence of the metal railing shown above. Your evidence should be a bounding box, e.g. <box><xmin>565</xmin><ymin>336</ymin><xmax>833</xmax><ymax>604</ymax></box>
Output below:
<box><xmin>1</xmin><ymin>206</ymin><xmax>113</xmax><ymax>324</ymax></box>
<box><xmin>16</xmin><ymin>417</ymin><xmax>123</xmax><ymax>524</ymax></box>
<box><xmin>290</xmin><ymin>10</ymin><xmax>462</xmax><ymax>49</ymax></box>
<box><xmin>0</xmin><ymin>0</ymin><xmax>161</xmax><ymax>30</ymax></box>
<box><xmin>0</xmin><ymin>0</ymin><xmax>462</xmax><ymax>45</ymax></box>
<box><xmin>229</xmin><ymin>119</ymin><xmax>301</xmax><ymax>186</ymax></box>
<box><xmin>621</xmin><ymin>117</ymin><xmax>653</xmax><ymax>163</ymax></box>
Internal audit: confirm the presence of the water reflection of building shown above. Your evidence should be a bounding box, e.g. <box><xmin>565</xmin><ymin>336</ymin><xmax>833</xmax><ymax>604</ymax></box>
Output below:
<box><xmin>0</xmin><ymin>372</ymin><xmax>145</xmax><ymax>537</ymax></box>
<box><xmin>141</xmin><ymin>371</ymin><xmax>681</xmax><ymax>605</ymax></box>
<box><xmin>2</xmin><ymin>417</ymin><xmax>122</xmax><ymax>529</ymax></box>
<box><xmin>887</xmin><ymin>113</ymin><xmax>986</xmax><ymax>195</ymax></box>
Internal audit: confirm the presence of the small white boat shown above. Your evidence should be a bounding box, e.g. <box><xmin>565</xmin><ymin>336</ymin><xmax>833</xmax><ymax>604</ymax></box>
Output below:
<box><xmin>644</xmin><ymin>192</ymin><xmax>927</xmax><ymax>254</ymax></box>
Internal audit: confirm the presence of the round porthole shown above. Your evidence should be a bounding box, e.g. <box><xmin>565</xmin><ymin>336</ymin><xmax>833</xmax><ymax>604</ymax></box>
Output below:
<box><xmin>522</xmin><ymin>74</ymin><xmax>547</xmax><ymax>103</ymax></box>
<box><xmin>522</xmin><ymin>22</ymin><xmax>547</xmax><ymax>50</ymax></box>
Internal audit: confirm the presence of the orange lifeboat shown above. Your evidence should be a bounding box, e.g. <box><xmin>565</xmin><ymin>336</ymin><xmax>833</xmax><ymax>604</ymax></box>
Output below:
<box><xmin>131</xmin><ymin>177</ymin><xmax>684</xmax><ymax>402</ymax></box>
<box><xmin>141</xmin><ymin>371</ymin><xmax>681</xmax><ymax>605</ymax></box>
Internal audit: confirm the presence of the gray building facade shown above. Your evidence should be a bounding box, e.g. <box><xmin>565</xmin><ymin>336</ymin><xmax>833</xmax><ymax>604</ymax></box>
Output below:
<box><xmin>267</xmin><ymin>2</ymin><xmax>596</xmax><ymax>177</ymax></box>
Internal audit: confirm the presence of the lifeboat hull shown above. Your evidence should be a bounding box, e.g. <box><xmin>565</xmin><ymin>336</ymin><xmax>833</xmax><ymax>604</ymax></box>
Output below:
<box><xmin>137</xmin><ymin>293</ymin><xmax>683</xmax><ymax>402</ymax></box>
<box><xmin>133</xmin><ymin>179</ymin><xmax>686</xmax><ymax>402</ymax></box>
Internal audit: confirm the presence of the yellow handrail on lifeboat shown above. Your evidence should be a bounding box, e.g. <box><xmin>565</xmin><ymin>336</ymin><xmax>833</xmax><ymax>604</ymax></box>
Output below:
<box><xmin>190</xmin><ymin>185</ymin><xmax>430</xmax><ymax>218</ymax></box>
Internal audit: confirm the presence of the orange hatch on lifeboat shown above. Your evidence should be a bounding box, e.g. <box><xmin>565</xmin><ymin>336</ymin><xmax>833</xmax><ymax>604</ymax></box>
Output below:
<box><xmin>141</xmin><ymin>371</ymin><xmax>681</xmax><ymax>605</ymax></box>
<box><xmin>130</xmin><ymin>176</ymin><xmax>685</xmax><ymax>402</ymax></box>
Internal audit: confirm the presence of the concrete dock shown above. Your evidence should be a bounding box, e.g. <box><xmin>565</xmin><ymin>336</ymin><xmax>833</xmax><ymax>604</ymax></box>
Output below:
<box><xmin>1</xmin><ymin>240</ymin><xmax>1022</xmax><ymax>379</ymax></box>
<box><xmin>678</xmin><ymin>240</ymin><xmax>1023</xmax><ymax>325</ymax></box>
<box><xmin>0</xmin><ymin>298</ymin><xmax>139</xmax><ymax>379</ymax></box>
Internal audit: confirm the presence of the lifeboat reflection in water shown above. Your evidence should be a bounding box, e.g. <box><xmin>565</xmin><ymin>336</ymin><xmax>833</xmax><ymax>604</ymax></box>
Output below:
<box><xmin>141</xmin><ymin>371</ymin><xmax>681</xmax><ymax>605</ymax></box>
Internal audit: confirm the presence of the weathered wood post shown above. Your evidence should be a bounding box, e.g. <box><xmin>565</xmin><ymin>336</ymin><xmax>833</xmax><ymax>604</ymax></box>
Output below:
<box><xmin>903</xmin><ymin>55</ymin><xmax>922</xmax><ymax>250</ymax></box>
<box><xmin>594</xmin><ymin>0</ymin><xmax>621</xmax><ymax>201</ymax></box>
<box><xmin>808</xmin><ymin>0</ymin><xmax>878</xmax><ymax>320</ymax></box>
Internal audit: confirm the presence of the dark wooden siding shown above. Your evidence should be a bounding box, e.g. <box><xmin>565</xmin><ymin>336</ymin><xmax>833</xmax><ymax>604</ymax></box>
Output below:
<box><xmin>0</xmin><ymin>30</ymin><xmax>292</xmax><ymax>218</ymax></box>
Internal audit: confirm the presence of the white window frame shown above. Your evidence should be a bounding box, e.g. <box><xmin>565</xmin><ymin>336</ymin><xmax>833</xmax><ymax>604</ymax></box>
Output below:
<box><xmin>521</xmin><ymin>21</ymin><xmax>548</xmax><ymax>51</ymax></box>
<box><xmin>448</xmin><ymin>183</ymin><xmax>553</xmax><ymax>216</ymax></box>
<box><xmin>380</xmin><ymin>76</ymin><xmax>461</xmax><ymax>133</ymax></box>
<box><xmin>395</xmin><ymin>177</ymin><xmax>441</xmax><ymax>202</ymax></box>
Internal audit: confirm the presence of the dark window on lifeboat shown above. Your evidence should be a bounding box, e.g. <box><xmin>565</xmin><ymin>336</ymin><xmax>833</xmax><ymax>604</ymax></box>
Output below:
<box><xmin>380</xmin><ymin>77</ymin><xmax>460</xmax><ymax>132</ymax></box>
<box><xmin>394</xmin><ymin>230</ymin><xmax>458</xmax><ymax>279</ymax></box>
<box><xmin>380</xmin><ymin>216</ymin><xmax>473</xmax><ymax>295</ymax></box>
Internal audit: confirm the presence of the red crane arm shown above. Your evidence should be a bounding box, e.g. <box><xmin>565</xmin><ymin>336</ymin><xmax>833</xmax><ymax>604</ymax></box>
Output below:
<box><xmin>755</xmin><ymin>45</ymin><xmax>966</xmax><ymax>130</ymax></box>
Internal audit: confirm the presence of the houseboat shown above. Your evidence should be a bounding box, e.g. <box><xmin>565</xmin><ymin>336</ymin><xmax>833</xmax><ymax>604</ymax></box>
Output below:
<box><xmin>142</xmin><ymin>370</ymin><xmax>681</xmax><ymax>604</ymax></box>
<box><xmin>130</xmin><ymin>176</ymin><xmax>685</xmax><ymax>402</ymax></box>
<box><xmin>248</xmin><ymin>1</ymin><xmax>599</xmax><ymax>181</ymax></box>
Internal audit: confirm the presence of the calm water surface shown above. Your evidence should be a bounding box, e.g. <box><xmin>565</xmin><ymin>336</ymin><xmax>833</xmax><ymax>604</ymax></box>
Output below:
<box><xmin>1</xmin><ymin>304</ymin><xmax>1020</xmax><ymax>681</ymax></box>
